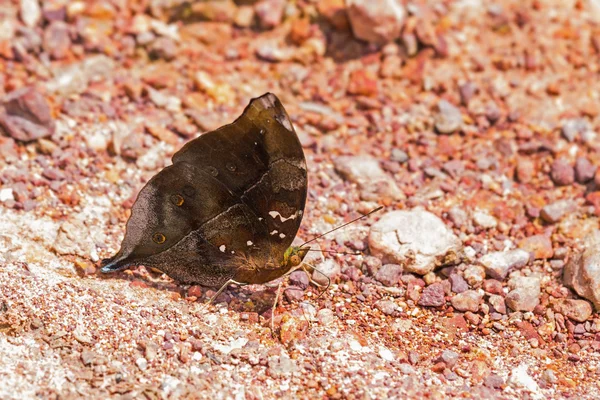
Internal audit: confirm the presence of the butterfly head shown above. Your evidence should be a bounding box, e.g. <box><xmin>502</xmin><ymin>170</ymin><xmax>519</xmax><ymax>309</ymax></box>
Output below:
<box><xmin>282</xmin><ymin>246</ymin><xmax>310</xmax><ymax>270</ymax></box>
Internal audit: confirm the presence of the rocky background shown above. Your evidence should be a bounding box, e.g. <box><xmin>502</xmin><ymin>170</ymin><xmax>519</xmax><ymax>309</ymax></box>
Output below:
<box><xmin>1</xmin><ymin>0</ymin><xmax>600</xmax><ymax>398</ymax></box>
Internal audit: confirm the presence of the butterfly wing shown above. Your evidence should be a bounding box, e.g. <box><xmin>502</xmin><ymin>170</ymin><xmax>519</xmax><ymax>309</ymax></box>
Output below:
<box><xmin>101</xmin><ymin>93</ymin><xmax>307</xmax><ymax>286</ymax></box>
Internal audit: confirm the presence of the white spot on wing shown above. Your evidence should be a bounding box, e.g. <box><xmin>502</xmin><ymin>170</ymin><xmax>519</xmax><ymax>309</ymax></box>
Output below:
<box><xmin>268</xmin><ymin>210</ymin><xmax>298</xmax><ymax>222</ymax></box>
<box><xmin>247</xmin><ymin>240</ymin><xmax>253</xmax><ymax>246</ymax></box>
<box><xmin>219</xmin><ymin>245</ymin><xmax>226</xmax><ymax>252</ymax></box>
<box><xmin>279</xmin><ymin>233</ymin><xmax>286</xmax><ymax>239</ymax></box>
<box><xmin>270</xmin><ymin>230</ymin><xmax>278</xmax><ymax>235</ymax></box>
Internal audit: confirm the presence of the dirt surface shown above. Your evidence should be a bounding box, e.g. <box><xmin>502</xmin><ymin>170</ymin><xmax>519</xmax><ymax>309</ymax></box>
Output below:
<box><xmin>1</xmin><ymin>0</ymin><xmax>600</xmax><ymax>399</ymax></box>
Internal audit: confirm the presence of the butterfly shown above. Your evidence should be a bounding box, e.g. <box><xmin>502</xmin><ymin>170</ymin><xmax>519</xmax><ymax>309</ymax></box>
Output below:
<box><xmin>101</xmin><ymin>93</ymin><xmax>310</xmax><ymax>288</ymax></box>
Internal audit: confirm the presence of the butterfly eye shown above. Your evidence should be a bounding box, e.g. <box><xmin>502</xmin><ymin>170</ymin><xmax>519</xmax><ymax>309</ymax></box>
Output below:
<box><xmin>152</xmin><ymin>233</ymin><xmax>166</xmax><ymax>244</ymax></box>
<box><xmin>170</xmin><ymin>194</ymin><xmax>184</xmax><ymax>206</ymax></box>
<box><xmin>290</xmin><ymin>255</ymin><xmax>301</xmax><ymax>266</ymax></box>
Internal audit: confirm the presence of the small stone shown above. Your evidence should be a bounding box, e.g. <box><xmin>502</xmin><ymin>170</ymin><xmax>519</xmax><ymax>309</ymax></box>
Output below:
<box><xmin>488</xmin><ymin>295</ymin><xmax>506</xmax><ymax>314</ymax></box>
<box><xmin>316</xmin><ymin>308</ymin><xmax>335</xmax><ymax>326</ymax></box>
<box><xmin>561</xmin><ymin>118</ymin><xmax>590</xmax><ymax>142</ymax></box>
<box><xmin>187</xmin><ymin>286</ymin><xmax>202</xmax><ymax>298</ymax></box>
<box><xmin>575</xmin><ymin>157</ymin><xmax>597</xmax><ymax>184</ymax></box>
<box><xmin>451</xmin><ymin>290</ymin><xmax>482</xmax><ymax>312</ymax></box>
<box><xmin>20</xmin><ymin>0</ymin><xmax>42</xmax><ymax>27</ymax></box>
<box><xmin>449</xmin><ymin>274</ymin><xmax>469</xmax><ymax>293</ymax></box>
<box><xmin>347</xmin><ymin>70</ymin><xmax>378</xmax><ymax>97</ymax></box>
<box><xmin>374</xmin><ymin>264</ymin><xmax>403</xmax><ymax>287</ymax></box>
<box><xmin>255</xmin><ymin>0</ymin><xmax>286</xmax><ymax>29</ymax></box>
<box><xmin>564</xmin><ymin>231</ymin><xmax>600</xmax><ymax>309</ymax></box>
<box><xmin>473</xmin><ymin>210</ymin><xmax>497</xmax><ymax>229</ymax></box>
<box><xmin>552</xmin><ymin>299</ymin><xmax>593</xmax><ymax>322</ymax></box>
<box><xmin>519</xmin><ymin>235</ymin><xmax>554</xmax><ymax>259</ymax></box>
<box><xmin>440</xmin><ymin>350</ymin><xmax>459</xmax><ymax>368</ymax></box>
<box><xmin>289</xmin><ymin>270</ymin><xmax>309</xmax><ymax>290</ymax></box>
<box><xmin>459</xmin><ymin>82</ymin><xmax>477</xmax><ymax>105</ymax></box>
<box><xmin>148</xmin><ymin>37</ymin><xmax>177</xmax><ymax>61</ymax></box>
<box><xmin>516</xmin><ymin>158</ymin><xmax>535</xmax><ymax>183</ymax></box>
<box><xmin>334</xmin><ymin>155</ymin><xmax>405</xmax><ymax>201</ymax></box>
<box><xmin>448</xmin><ymin>207</ymin><xmax>468</xmax><ymax>227</ymax></box>
<box><xmin>484</xmin><ymin>374</ymin><xmax>505</xmax><ymax>389</ymax></box>
<box><xmin>267</xmin><ymin>355</ymin><xmax>298</xmax><ymax>378</ymax></box>
<box><xmin>0</xmin><ymin>87</ymin><xmax>55</xmax><ymax>142</ymax></box>
<box><xmin>0</xmin><ymin>188</ymin><xmax>14</xmax><ymax>202</ymax></box>
<box><xmin>505</xmin><ymin>275</ymin><xmax>541</xmax><ymax>312</ymax></box>
<box><xmin>390</xmin><ymin>149</ymin><xmax>408</xmax><ymax>163</ymax></box>
<box><xmin>483</xmin><ymin>279</ymin><xmax>504</xmax><ymax>295</ymax></box>
<box><xmin>418</xmin><ymin>282</ymin><xmax>445</xmax><ymax>307</ymax></box>
<box><xmin>550</xmin><ymin>158</ymin><xmax>575</xmax><ymax>186</ymax></box>
<box><xmin>43</xmin><ymin>21</ymin><xmax>71</xmax><ymax>59</ymax></box>
<box><xmin>311</xmin><ymin>259</ymin><xmax>341</xmax><ymax>286</ymax></box>
<box><xmin>346</xmin><ymin>0</ymin><xmax>405</xmax><ymax>45</ymax></box>
<box><xmin>540</xmin><ymin>200</ymin><xmax>576</xmax><ymax>224</ymax></box>
<box><xmin>435</xmin><ymin>100</ymin><xmax>463</xmax><ymax>134</ymax></box>
<box><xmin>284</xmin><ymin>286</ymin><xmax>304</xmax><ymax>302</ymax></box>
<box><xmin>375</xmin><ymin>300</ymin><xmax>397</xmax><ymax>315</ymax></box>
<box><xmin>369</xmin><ymin>209</ymin><xmax>462</xmax><ymax>275</ymax></box>
<box><xmin>479</xmin><ymin>249</ymin><xmax>530</xmax><ymax>280</ymax></box>
<box><xmin>463</xmin><ymin>265</ymin><xmax>486</xmax><ymax>287</ymax></box>
<box><xmin>136</xmin><ymin>357</ymin><xmax>148</xmax><ymax>371</ymax></box>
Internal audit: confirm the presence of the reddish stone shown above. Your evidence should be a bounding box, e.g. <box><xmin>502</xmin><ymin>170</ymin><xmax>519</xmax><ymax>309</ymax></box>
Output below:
<box><xmin>187</xmin><ymin>285</ymin><xmax>202</xmax><ymax>298</ymax></box>
<box><xmin>347</xmin><ymin>70</ymin><xmax>378</xmax><ymax>97</ymax></box>
<box><xmin>519</xmin><ymin>234</ymin><xmax>553</xmax><ymax>259</ymax></box>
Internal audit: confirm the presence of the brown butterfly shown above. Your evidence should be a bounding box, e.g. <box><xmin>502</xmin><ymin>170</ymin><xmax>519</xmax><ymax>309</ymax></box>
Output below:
<box><xmin>101</xmin><ymin>93</ymin><xmax>310</xmax><ymax>288</ymax></box>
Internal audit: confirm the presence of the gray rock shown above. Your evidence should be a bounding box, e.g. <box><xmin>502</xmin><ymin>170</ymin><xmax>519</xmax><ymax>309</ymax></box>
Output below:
<box><xmin>391</xmin><ymin>148</ymin><xmax>408</xmax><ymax>163</ymax></box>
<box><xmin>440</xmin><ymin>350</ymin><xmax>459</xmax><ymax>368</ymax></box>
<box><xmin>479</xmin><ymin>249</ymin><xmax>530</xmax><ymax>280</ymax></box>
<box><xmin>540</xmin><ymin>200</ymin><xmax>576</xmax><ymax>224</ymax></box>
<box><xmin>52</xmin><ymin>215</ymin><xmax>96</xmax><ymax>259</ymax></box>
<box><xmin>375</xmin><ymin>300</ymin><xmax>397</xmax><ymax>315</ymax></box>
<box><xmin>563</xmin><ymin>230</ymin><xmax>600</xmax><ymax>310</ymax></box>
<box><xmin>46</xmin><ymin>55</ymin><xmax>115</xmax><ymax>96</ymax></box>
<box><xmin>334</xmin><ymin>155</ymin><xmax>405</xmax><ymax>201</ymax></box>
<box><xmin>550</xmin><ymin>158</ymin><xmax>574</xmax><ymax>186</ymax></box>
<box><xmin>369</xmin><ymin>209</ymin><xmax>462</xmax><ymax>275</ymax></box>
<box><xmin>346</xmin><ymin>0</ymin><xmax>406</xmax><ymax>45</ymax></box>
<box><xmin>488</xmin><ymin>294</ymin><xmax>506</xmax><ymax>314</ymax></box>
<box><xmin>316</xmin><ymin>308</ymin><xmax>335</xmax><ymax>325</ymax></box>
<box><xmin>448</xmin><ymin>207</ymin><xmax>468</xmax><ymax>227</ymax></box>
<box><xmin>450</xmin><ymin>290</ymin><xmax>482</xmax><ymax>312</ymax></box>
<box><xmin>418</xmin><ymin>282</ymin><xmax>445</xmax><ymax>307</ymax></box>
<box><xmin>463</xmin><ymin>264</ymin><xmax>486</xmax><ymax>287</ymax></box>
<box><xmin>505</xmin><ymin>275</ymin><xmax>541</xmax><ymax>312</ymax></box>
<box><xmin>374</xmin><ymin>264</ymin><xmax>403</xmax><ymax>286</ymax></box>
<box><xmin>289</xmin><ymin>270</ymin><xmax>309</xmax><ymax>290</ymax></box>
<box><xmin>435</xmin><ymin>100</ymin><xmax>463</xmax><ymax>134</ymax></box>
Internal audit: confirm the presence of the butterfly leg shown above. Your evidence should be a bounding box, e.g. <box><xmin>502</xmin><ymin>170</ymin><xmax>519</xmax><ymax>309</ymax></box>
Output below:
<box><xmin>270</xmin><ymin>279</ymin><xmax>284</xmax><ymax>337</ymax></box>
<box><xmin>301</xmin><ymin>263</ymin><xmax>331</xmax><ymax>294</ymax></box>
<box><xmin>203</xmin><ymin>279</ymin><xmax>245</xmax><ymax>311</ymax></box>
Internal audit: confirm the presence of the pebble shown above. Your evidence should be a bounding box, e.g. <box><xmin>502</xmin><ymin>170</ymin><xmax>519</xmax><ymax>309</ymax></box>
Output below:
<box><xmin>575</xmin><ymin>157</ymin><xmax>597</xmax><ymax>183</ymax></box>
<box><xmin>346</xmin><ymin>0</ymin><xmax>405</xmax><ymax>45</ymax></box>
<box><xmin>449</xmin><ymin>274</ymin><xmax>469</xmax><ymax>293</ymax></box>
<box><xmin>488</xmin><ymin>294</ymin><xmax>507</xmax><ymax>314</ymax></box>
<box><xmin>563</xmin><ymin>230</ymin><xmax>600</xmax><ymax>309</ymax></box>
<box><xmin>418</xmin><ymin>282</ymin><xmax>445</xmax><ymax>307</ymax></box>
<box><xmin>390</xmin><ymin>149</ymin><xmax>408</xmax><ymax>163</ymax></box>
<box><xmin>450</xmin><ymin>290</ymin><xmax>482</xmax><ymax>312</ymax></box>
<box><xmin>316</xmin><ymin>308</ymin><xmax>335</xmax><ymax>326</ymax></box>
<box><xmin>148</xmin><ymin>37</ymin><xmax>177</xmax><ymax>60</ymax></box>
<box><xmin>43</xmin><ymin>21</ymin><xmax>71</xmax><ymax>59</ymax></box>
<box><xmin>505</xmin><ymin>275</ymin><xmax>541</xmax><ymax>312</ymax></box>
<box><xmin>369</xmin><ymin>209</ymin><xmax>462</xmax><ymax>275</ymax></box>
<box><xmin>552</xmin><ymin>299</ymin><xmax>592</xmax><ymax>322</ymax></box>
<box><xmin>439</xmin><ymin>350</ymin><xmax>459</xmax><ymax>368</ymax></box>
<box><xmin>540</xmin><ymin>200</ymin><xmax>576</xmax><ymax>223</ymax></box>
<box><xmin>267</xmin><ymin>355</ymin><xmax>298</xmax><ymax>378</ymax></box>
<box><xmin>374</xmin><ymin>264</ymin><xmax>403</xmax><ymax>287</ymax></box>
<box><xmin>0</xmin><ymin>87</ymin><xmax>55</xmax><ymax>142</ymax></box>
<box><xmin>20</xmin><ymin>0</ymin><xmax>42</xmax><ymax>28</ymax></box>
<box><xmin>311</xmin><ymin>259</ymin><xmax>341</xmax><ymax>286</ymax></box>
<box><xmin>375</xmin><ymin>300</ymin><xmax>397</xmax><ymax>315</ymax></box>
<box><xmin>519</xmin><ymin>234</ymin><xmax>553</xmax><ymax>259</ymax></box>
<box><xmin>472</xmin><ymin>210</ymin><xmax>497</xmax><ymax>229</ymax></box>
<box><xmin>284</xmin><ymin>286</ymin><xmax>304</xmax><ymax>302</ymax></box>
<box><xmin>561</xmin><ymin>118</ymin><xmax>589</xmax><ymax>142</ymax></box>
<box><xmin>516</xmin><ymin>158</ymin><xmax>535</xmax><ymax>183</ymax></box>
<box><xmin>479</xmin><ymin>249</ymin><xmax>530</xmax><ymax>280</ymax></box>
<box><xmin>550</xmin><ymin>158</ymin><xmax>574</xmax><ymax>186</ymax></box>
<box><xmin>482</xmin><ymin>279</ymin><xmax>504</xmax><ymax>295</ymax></box>
<box><xmin>334</xmin><ymin>155</ymin><xmax>405</xmax><ymax>201</ymax></box>
<box><xmin>255</xmin><ymin>0</ymin><xmax>286</xmax><ymax>29</ymax></box>
<box><xmin>434</xmin><ymin>100</ymin><xmax>463</xmax><ymax>134</ymax></box>
<box><xmin>289</xmin><ymin>270</ymin><xmax>309</xmax><ymax>290</ymax></box>
<box><xmin>136</xmin><ymin>357</ymin><xmax>148</xmax><ymax>371</ymax></box>
<box><xmin>463</xmin><ymin>265</ymin><xmax>486</xmax><ymax>287</ymax></box>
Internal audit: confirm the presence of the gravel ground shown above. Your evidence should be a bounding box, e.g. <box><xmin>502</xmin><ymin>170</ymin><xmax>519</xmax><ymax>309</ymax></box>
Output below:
<box><xmin>2</xmin><ymin>0</ymin><xmax>600</xmax><ymax>398</ymax></box>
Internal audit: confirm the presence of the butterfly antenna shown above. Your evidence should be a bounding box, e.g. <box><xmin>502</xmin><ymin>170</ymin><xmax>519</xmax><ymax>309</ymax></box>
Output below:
<box><xmin>299</xmin><ymin>206</ymin><xmax>384</xmax><ymax>248</ymax></box>
<box><xmin>305</xmin><ymin>249</ymin><xmax>362</xmax><ymax>256</ymax></box>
